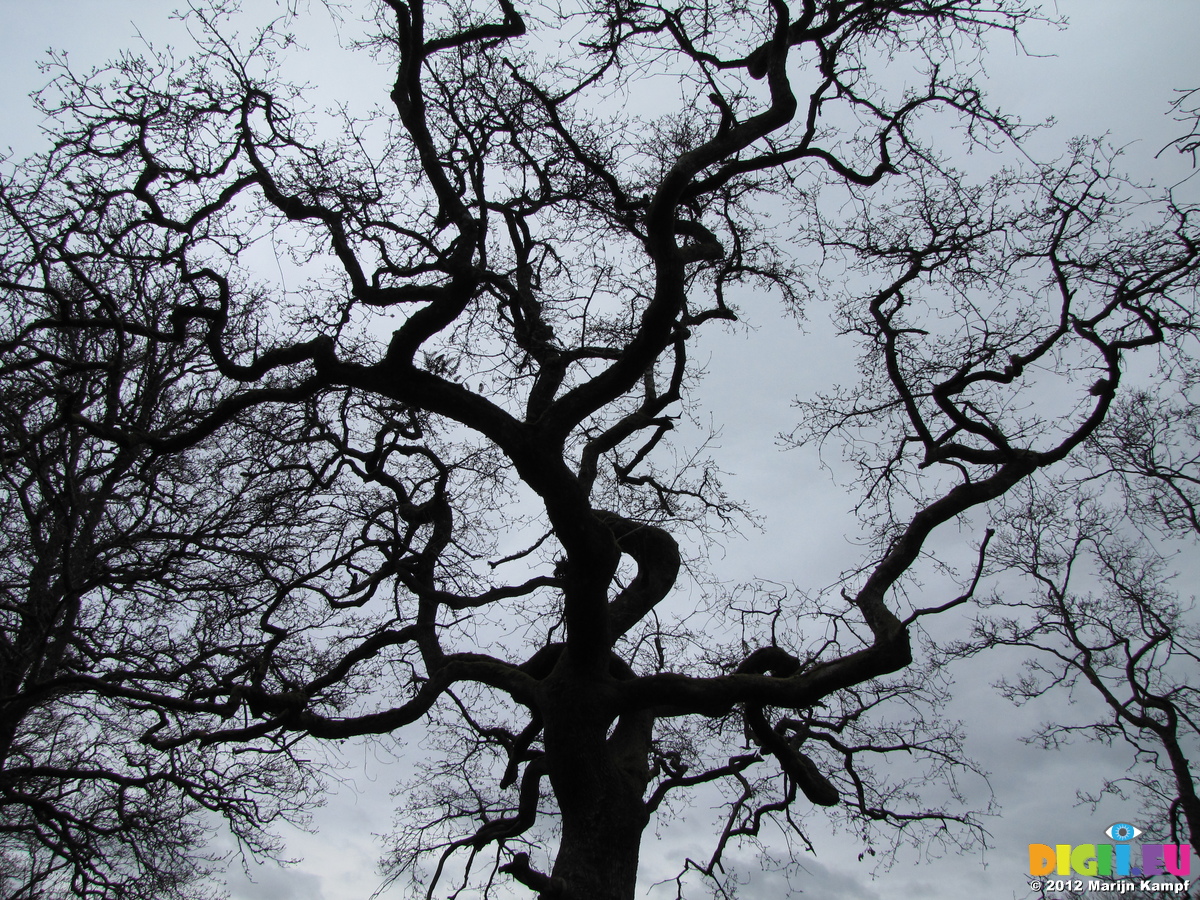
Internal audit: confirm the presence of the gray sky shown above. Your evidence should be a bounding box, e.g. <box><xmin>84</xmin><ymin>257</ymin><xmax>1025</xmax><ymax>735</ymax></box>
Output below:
<box><xmin>1</xmin><ymin>2</ymin><xmax>1197</xmax><ymax>898</ymax></box>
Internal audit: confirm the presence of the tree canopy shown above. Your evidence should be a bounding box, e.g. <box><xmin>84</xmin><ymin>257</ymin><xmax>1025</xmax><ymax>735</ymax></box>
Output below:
<box><xmin>1</xmin><ymin>1</ymin><xmax>1197</xmax><ymax>898</ymax></box>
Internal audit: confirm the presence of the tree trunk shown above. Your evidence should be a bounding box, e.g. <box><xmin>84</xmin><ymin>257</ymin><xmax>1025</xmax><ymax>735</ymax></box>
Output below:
<box><xmin>548</xmin><ymin>795</ymin><xmax>647</xmax><ymax>900</ymax></box>
<box><xmin>540</xmin><ymin>666</ymin><xmax>652</xmax><ymax>900</ymax></box>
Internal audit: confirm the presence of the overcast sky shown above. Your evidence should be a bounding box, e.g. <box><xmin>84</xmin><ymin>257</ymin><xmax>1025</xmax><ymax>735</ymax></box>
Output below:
<box><xmin>2</xmin><ymin>2</ymin><xmax>1198</xmax><ymax>899</ymax></box>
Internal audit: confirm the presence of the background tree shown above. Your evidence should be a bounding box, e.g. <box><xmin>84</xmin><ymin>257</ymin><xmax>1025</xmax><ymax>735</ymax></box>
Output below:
<box><xmin>943</xmin><ymin>371</ymin><xmax>1200</xmax><ymax>884</ymax></box>
<box><xmin>1</xmin><ymin>2</ymin><xmax>1198</xmax><ymax>899</ymax></box>
<box><xmin>948</xmin><ymin>490</ymin><xmax>1199</xmax><ymax>897</ymax></box>
<box><xmin>0</xmin><ymin>201</ymin><xmax>336</xmax><ymax>895</ymax></box>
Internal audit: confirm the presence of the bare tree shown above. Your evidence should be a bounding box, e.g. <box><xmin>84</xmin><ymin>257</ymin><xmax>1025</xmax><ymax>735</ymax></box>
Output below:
<box><xmin>0</xmin><ymin>256</ymin><xmax>330</xmax><ymax>892</ymax></box>
<box><xmin>951</xmin><ymin>491</ymin><xmax>1200</xmax><ymax>854</ymax></box>
<box><xmin>2</xmin><ymin>2</ymin><xmax>1198</xmax><ymax>898</ymax></box>
<box><xmin>945</xmin><ymin>356</ymin><xmax>1200</xmax><ymax>880</ymax></box>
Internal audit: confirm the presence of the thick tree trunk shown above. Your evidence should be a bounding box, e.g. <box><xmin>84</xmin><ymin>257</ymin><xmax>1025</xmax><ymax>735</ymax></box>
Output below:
<box><xmin>540</xmin><ymin>665</ymin><xmax>652</xmax><ymax>900</ymax></box>
<box><xmin>548</xmin><ymin>795</ymin><xmax>647</xmax><ymax>900</ymax></box>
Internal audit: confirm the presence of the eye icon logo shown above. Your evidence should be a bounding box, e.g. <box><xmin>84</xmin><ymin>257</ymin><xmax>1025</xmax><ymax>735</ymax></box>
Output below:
<box><xmin>1105</xmin><ymin>822</ymin><xmax>1142</xmax><ymax>841</ymax></box>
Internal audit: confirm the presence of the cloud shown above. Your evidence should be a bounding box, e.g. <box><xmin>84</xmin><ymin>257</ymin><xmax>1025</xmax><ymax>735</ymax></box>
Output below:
<box><xmin>783</xmin><ymin>858</ymin><xmax>884</xmax><ymax>899</ymax></box>
<box><xmin>225</xmin><ymin>864</ymin><xmax>326</xmax><ymax>900</ymax></box>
